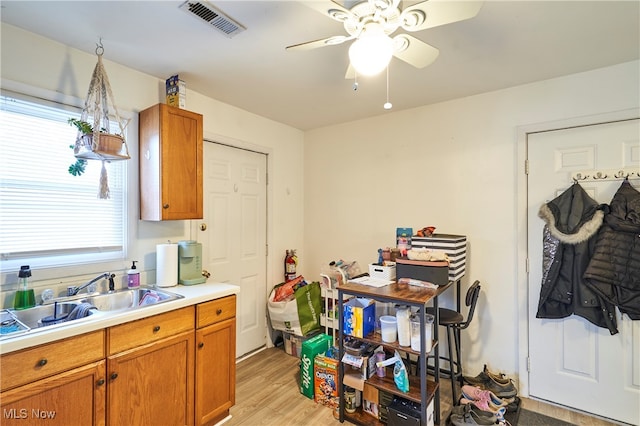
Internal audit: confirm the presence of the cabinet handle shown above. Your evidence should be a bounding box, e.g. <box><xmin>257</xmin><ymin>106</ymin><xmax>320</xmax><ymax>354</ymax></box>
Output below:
<box><xmin>198</xmin><ymin>342</ymin><xmax>204</xmax><ymax>349</ymax></box>
<box><xmin>110</xmin><ymin>372</ymin><xmax>118</xmax><ymax>380</ymax></box>
<box><xmin>216</xmin><ymin>308</ymin><xmax>223</xmax><ymax>315</ymax></box>
<box><xmin>37</xmin><ymin>359</ymin><xmax>47</xmax><ymax>367</ymax></box>
<box><xmin>153</xmin><ymin>325</ymin><xmax>161</xmax><ymax>333</ymax></box>
<box><xmin>163</xmin><ymin>204</ymin><xmax>170</xmax><ymax>209</ymax></box>
<box><xmin>97</xmin><ymin>378</ymin><xmax>105</xmax><ymax>386</ymax></box>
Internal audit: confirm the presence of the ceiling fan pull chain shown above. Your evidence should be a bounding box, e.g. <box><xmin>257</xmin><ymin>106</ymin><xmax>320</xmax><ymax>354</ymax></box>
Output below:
<box><xmin>384</xmin><ymin>65</ymin><xmax>392</xmax><ymax>110</ymax></box>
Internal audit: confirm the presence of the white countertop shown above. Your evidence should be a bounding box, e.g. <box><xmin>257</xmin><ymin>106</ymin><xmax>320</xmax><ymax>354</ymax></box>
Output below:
<box><xmin>0</xmin><ymin>282</ymin><xmax>240</xmax><ymax>354</ymax></box>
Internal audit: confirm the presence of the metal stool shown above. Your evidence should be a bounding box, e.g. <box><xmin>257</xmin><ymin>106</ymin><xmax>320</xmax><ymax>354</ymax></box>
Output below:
<box><xmin>427</xmin><ymin>280</ymin><xmax>481</xmax><ymax>403</ymax></box>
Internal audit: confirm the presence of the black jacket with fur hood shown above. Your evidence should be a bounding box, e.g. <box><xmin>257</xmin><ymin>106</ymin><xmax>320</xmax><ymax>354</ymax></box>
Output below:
<box><xmin>537</xmin><ymin>183</ymin><xmax>618</xmax><ymax>334</ymax></box>
<box><xmin>584</xmin><ymin>180</ymin><xmax>640</xmax><ymax>320</ymax></box>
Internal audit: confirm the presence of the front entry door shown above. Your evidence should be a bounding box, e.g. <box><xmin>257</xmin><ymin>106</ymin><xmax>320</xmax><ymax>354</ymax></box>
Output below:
<box><xmin>527</xmin><ymin>118</ymin><xmax>640</xmax><ymax>425</ymax></box>
<box><xmin>201</xmin><ymin>142</ymin><xmax>268</xmax><ymax>358</ymax></box>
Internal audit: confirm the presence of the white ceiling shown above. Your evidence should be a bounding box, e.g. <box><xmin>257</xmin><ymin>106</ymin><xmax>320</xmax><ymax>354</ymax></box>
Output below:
<box><xmin>1</xmin><ymin>1</ymin><xmax>638</xmax><ymax>131</ymax></box>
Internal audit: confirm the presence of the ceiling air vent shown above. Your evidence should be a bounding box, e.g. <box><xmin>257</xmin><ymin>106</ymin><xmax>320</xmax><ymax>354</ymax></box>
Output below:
<box><xmin>179</xmin><ymin>1</ymin><xmax>246</xmax><ymax>38</ymax></box>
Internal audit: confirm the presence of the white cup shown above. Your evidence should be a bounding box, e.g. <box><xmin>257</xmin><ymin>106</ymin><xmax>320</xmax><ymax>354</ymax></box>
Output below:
<box><xmin>379</xmin><ymin>315</ymin><xmax>397</xmax><ymax>343</ymax></box>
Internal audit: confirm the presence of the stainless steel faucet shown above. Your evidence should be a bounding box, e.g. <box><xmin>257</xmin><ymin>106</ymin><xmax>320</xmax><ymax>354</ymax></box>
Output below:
<box><xmin>67</xmin><ymin>273</ymin><xmax>115</xmax><ymax>296</ymax></box>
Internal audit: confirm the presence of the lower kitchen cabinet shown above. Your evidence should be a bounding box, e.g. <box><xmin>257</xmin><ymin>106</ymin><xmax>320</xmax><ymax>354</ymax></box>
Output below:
<box><xmin>0</xmin><ymin>295</ymin><xmax>237</xmax><ymax>426</ymax></box>
<box><xmin>106</xmin><ymin>306</ymin><xmax>195</xmax><ymax>426</ymax></box>
<box><xmin>0</xmin><ymin>360</ymin><xmax>106</xmax><ymax>426</ymax></box>
<box><xmin>195</xmin><ymin>295</ymin><xmax>236</xmax><ymax>426</ymax></box>
<box><xmin>107</xmin><ymin>330</ymin><xmax>195</xmax><ymax>426</ymax></box>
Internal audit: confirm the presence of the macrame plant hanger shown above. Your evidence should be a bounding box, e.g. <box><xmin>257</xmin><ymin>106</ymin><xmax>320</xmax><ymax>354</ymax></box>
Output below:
<box><xmin>74</xmin><ymin>39</ymin><xmax>130</xmax><ymax>199</ymax></box>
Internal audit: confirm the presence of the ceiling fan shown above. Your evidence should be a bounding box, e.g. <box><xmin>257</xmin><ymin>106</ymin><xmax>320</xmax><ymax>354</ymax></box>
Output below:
<box><xmin>287</xmin><ymin>0</ymin><xmax>483</xmax><ymax>77</ymax></box>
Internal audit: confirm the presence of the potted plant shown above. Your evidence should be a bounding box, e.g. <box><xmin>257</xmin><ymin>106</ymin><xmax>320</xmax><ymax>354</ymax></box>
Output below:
<box><xmin>67</xmin><ymin>118</ymin><xmax>126</xmax><ymax>175</ymax></box>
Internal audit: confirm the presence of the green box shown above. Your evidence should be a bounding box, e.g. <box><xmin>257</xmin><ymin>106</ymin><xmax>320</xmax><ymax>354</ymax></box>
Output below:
<box><xmin>299</xmin><ymin>333</ymin><xmax>332</xmax><ymax>399</ymax></box>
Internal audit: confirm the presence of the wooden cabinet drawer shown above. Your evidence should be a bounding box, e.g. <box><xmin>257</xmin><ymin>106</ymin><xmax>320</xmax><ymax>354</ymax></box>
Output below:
<box><xmin>0</xmin><ymin>330</ymin><xmax>105</xmax><ymax>391</ymax></box>
<box><xmin>108</xmin><ymin>306</ymin><xmax>194</xmax><ymax>355</ymax></box>
<box><xmin>196</xmin><ymin>295</ymin><xmax>236</xmax><ymax>328</ymax></box>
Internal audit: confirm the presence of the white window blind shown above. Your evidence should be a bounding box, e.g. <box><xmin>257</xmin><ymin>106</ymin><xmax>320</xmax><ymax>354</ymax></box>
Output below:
<box><xmin>0</xmin><ymin>93</ymin><xmax>126</xmax><ymax>269</ymax></box>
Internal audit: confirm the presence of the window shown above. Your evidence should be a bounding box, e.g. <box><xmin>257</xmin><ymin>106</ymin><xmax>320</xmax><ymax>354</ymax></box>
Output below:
<box><xmin>0</xmin><ymin>92</ymin><xmax>127</xmax><ymax>270</ymax></box>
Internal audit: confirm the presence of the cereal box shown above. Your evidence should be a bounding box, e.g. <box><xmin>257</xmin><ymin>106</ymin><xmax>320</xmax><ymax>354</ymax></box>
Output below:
<box><xmin>166</xmin><ymin>74</ymin><xmax>186</xmax><ymax>108</ymax></box>
<box><xmin>314</xmin><ymin>355</ymin><xmax>339</xmax><ymax>408</ymax></box>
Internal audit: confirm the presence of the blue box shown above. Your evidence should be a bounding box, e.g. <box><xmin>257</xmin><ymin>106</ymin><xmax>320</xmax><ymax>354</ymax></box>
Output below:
<box><xmin>343</xmin><ymin>298</ymin><xmax>376</xmax><ymax>338</ymax></box>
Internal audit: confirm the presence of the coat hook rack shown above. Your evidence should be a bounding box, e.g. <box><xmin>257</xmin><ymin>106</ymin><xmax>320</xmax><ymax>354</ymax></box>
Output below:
<box><xmin>571</xmin><ymin>168</ymin><xmax>639</xmax><ymax>183</ymax></box>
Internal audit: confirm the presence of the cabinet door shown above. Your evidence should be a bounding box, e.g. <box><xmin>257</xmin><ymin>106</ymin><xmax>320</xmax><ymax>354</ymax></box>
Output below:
<box><xmin>107</xmin><ymin>331</ymin><xmax>194</xmax><ymax>426</ymax></box>
<box><xmin>161</xmin><ymin>105</ymin><xmax>203</xmax><ymax>220</ymax></box>
<box><xmin>0</xmin><ymin>360</ymin><xmax>106</xmax><ymax>426</ymax></box>
<box><xmin>139</xmin><ymin>103</ymin><xmax>203</xmax><ymax>220</ymax></box>
<box><xmin>195</xmin><ymin>317</ymin><xmax>236</xmax><ymax>425</ymax></box>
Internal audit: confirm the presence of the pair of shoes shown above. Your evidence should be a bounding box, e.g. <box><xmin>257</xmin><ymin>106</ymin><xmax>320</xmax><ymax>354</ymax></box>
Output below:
<box><xmin>460</xmin><ymin>384</ymin><xmax>517</xmax><ymax>417</ymax></box>
<box><xmin>463</xmin><ymin>364</ymin><xmax>518</xmax><ymax>398</ymax></box>
<box><xmin>457</xmin><ymin>399</ymin><xmax>508</xmax><ymax>425</ymax></box>
<box><xmin>450</xmin><ymin>404</ymin><xmax>495</xmax><ymax>425</ymax></box>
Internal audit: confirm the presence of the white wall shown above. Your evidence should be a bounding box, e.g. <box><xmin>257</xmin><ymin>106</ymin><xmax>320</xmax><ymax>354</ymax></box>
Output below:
<box><xmin>302</xmin><ymin>60</ymin><xmax>640</xmax><ymax>379</ymax></box>
<box><xmin>0</xmin><ymin>24</ymin><xmax>304</xmax><ymax>304</ymax></box>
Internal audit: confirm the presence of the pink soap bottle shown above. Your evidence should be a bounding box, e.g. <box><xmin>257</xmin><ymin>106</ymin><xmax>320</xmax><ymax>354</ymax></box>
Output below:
<box><xmin>127</xmin><ymin>261</ymin><xmax>140</xmax><ymax>289</ymax></box>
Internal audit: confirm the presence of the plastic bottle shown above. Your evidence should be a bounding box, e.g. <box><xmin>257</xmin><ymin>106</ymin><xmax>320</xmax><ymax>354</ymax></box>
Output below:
<box><xmin>396</xmin><ymin>305</ymin><xmax>411</xmax><ymax>347</ymax></box>
<box><xmin>127</xmin><ymin>261</ymin><xmax>140</xmax><ymax>289</ymax></box>
<box><xmin>14</xmin><ymin>265</ymin><xmax>35</xmax><ymax>310</ymax></box>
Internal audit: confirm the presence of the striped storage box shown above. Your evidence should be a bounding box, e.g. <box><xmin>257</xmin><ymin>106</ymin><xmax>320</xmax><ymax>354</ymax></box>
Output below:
<box><xmin>411</xmin><ymin>234</ymin><xmax>467</xmax><ymax>281</ymax></box>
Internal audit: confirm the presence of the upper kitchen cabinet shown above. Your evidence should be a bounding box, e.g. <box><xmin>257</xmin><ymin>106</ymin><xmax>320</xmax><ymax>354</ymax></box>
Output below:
<box><xmin>139</xmin><ymin>103</ymin><xmax>203</xmax><ymax>220</ymax></box>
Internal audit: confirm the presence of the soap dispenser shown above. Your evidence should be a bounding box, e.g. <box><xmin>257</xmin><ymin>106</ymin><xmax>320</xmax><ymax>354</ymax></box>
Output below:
<box><xmin>127</xmin><ymin>261</ymin><xmax>140</xmax><ymax>289</ymax></box>
<box><xmin>14</xmin><ymin>265</ymin><xmax>36</xmax><ymax>310</ymax></box>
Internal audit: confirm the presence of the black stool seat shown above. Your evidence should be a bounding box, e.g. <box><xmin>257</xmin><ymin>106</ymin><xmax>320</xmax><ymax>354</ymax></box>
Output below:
<box><xmin>426</xmin><ymin>280</ymin><xmax>481</xmax><ymax>403</ymax></box>
<box><xmin>427</xmin><ymin>307</ymin><xmax>463</xmax><ymax>325</ymax></box>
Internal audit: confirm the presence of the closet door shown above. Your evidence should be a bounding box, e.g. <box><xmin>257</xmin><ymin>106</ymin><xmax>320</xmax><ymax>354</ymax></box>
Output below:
<box><xmin>200</xmin><ymin>142</ymin><xmax>267</xmax><ymax>358</ymax></box>
<box><xmin>527</xmin><ymin>118</ymin><xmax>639</xmax><ymax>425</ymax></box>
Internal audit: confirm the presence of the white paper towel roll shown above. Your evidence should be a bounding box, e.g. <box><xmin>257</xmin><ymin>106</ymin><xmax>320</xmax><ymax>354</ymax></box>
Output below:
<box><xmin>156</xmin><ymin>243</ymin><xmax>178</xmax><ymax>287</ymax></box>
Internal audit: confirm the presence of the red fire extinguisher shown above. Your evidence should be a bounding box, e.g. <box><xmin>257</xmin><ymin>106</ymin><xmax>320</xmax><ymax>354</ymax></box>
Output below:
<box><xmin>285</xmin><ymin>249</ymin><xmax>298</xmax><ymax>282</ymax></box>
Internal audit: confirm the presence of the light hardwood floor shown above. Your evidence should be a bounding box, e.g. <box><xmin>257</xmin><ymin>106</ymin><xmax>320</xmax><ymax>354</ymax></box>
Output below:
<box><xmin>226</xmin><ymin>347</ymin><xmax>618</xmax><ymax>426</ymax></box>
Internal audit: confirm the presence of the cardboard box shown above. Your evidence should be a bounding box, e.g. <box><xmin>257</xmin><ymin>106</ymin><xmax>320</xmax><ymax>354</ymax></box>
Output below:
<box><xmin>396</xmin><ymin>257</ymin><xmax>449</xmax><ymax>285</ymax></box>
<box><xmin>283</xmin><ymin>332</ymin><xmax>315</xmax><ymax>358</ymax></box>
<box><xmin>343</xmin><ymin>298</ymin><xmax>376</xmax><ymax>338</ymax></box>
<box><xmin>363</xmin><ymin>383</ymin><xmax>379</xmax><ymax>419</ymax></box>
<box><xmin>341</xmin><ymin>349</ymin><xmax>379</xmax><ymax>381</ymax></box>
<box><xmin>411</xmin><ymin>234</ymin><xmax>467</xmax><ymax>281</ymax></box>
<box><xmin>314</xmin><ymin>355</ymin><xmax>339</xmax><ymax>408</ymax></box>
<box><xmin>166</xmin><ymin>75</ymin><xmax>186</xmax><ymax>108</ymax></box>
<box><xmin>300</xmin><ymin>333</ymin><xmax>332</xmax><ymax>399</ymax></box>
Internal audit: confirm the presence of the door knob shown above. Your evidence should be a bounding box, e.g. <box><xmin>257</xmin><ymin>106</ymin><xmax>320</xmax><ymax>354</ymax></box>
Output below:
<box><xmin>200</xmin><ymin>223</ymin><xmax>207</xmax><ymax>231</ymax></box>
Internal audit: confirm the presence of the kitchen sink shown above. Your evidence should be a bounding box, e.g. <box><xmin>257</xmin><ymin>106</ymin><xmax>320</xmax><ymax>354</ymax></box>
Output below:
<box><xmin>1</xmin><ymin>301</ymin><xmax>103</xmax><ymax>339</ymax></box>
<box><xmin>0</xmin><ymin>287</ymin><xmax>183</xmax><ymax>340</ymax></box>
<box><xmin>81</xmin><ymin>287</ymin><xmax>183</xmax><ymax>312</ymax></box>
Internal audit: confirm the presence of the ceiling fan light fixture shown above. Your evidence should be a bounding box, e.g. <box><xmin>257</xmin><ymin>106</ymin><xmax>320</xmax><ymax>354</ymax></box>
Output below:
<box><xmin>348</xmin><ymin>25</ymin><xmax>394</xmax><ymax>76</ymax></box>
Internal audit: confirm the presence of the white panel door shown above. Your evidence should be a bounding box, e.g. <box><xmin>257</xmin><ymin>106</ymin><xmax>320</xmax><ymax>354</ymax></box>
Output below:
<box><xmin>202</xmin><ymin>142</ymin><xmax>267</xmax><ymax>358</ymax></box>
<box><xmin>527</xmin><ymin>119</ymin><xmax>640</xmax><ymax>424</ymax></box>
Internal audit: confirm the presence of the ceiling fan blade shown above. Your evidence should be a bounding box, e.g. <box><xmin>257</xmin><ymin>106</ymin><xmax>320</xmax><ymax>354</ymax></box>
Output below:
<box><xmin>401</xmin><ymin>0</ymin><xmax>483</xmax><ymax>32</ymax></box>
<box><xmin>301</xmin><ymin>0</ymin><xmax>352</xmax><ymax>21</ymax></box>
<box><xmin>345</xmin><ymin>63</ymin><xmax>355</xmax><ymax>79</ymax></box>
<box><xmin>286</xmin><ymin>35</ymin><xmax>353</xmax><ymax>51</ymax></box>
<box><xmin>392</xmin><ymin>34</ymin><xmax>439</xmax><ymax>68</ymax></box>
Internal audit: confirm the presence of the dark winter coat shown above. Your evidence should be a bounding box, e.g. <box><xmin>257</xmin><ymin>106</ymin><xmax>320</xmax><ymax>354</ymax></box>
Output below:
<box><xmin>584</xmin><ymin>180</ymin><xmax>640</xmax><ymax>320</ymax></box>
<box><xmin>537</xmin><ymin>183</ymin><xmax>618</xmax><ymax>334</ymax></box>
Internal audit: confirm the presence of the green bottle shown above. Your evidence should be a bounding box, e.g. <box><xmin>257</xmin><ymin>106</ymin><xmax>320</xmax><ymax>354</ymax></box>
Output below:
<box><xmin>14</xmin><ymin>265</ymin><xmax>35</xmax><ymax>310</ymax></box>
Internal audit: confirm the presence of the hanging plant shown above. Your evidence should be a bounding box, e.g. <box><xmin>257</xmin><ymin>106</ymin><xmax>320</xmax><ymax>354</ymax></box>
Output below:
<box><xmin>70</xmin><ymin>39</ymin><xmax>130</xmax><ymax>199</ymax></box>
